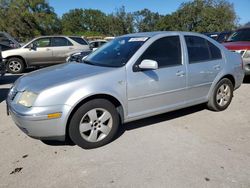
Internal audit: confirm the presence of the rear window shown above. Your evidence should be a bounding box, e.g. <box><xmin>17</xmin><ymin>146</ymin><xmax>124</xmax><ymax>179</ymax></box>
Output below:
<box><xmin>52</xmin><ymin>37</ymin><xmax>72</xmax><ymax>47</ymax></box>
<box><xmin>185</xmin><ymin>36</ymin><xmax>222</xmax><ymax>63</ymax></box>
<box><xmin>69</xmin><ymin>37</ymin><xmax>88</xmax><ymax>45</ymax></box>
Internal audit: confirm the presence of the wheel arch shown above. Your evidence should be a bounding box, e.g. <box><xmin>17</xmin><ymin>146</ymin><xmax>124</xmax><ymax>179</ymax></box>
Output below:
<box><xmin>65</xmin><ymin>94</ymin><xmax>125</xmax><ymax>141</ymax></box>
<box><xmin>6</xmin><ymin>56</ymin><xmax>28</xmax><ymax>67</ymax></box>
<box><xmin>207</xmin><ymin>73</ymin><xmax>236</xmax><ymax>101</ymax></box>
<box><xmin>220</xmin><ymin>74</ymin><xmax>235</xmax><ymax>88</ymax></box>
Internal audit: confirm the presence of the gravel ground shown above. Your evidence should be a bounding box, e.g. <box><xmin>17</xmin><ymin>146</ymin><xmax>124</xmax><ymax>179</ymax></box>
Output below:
<box><xmin>0</xmin><ymin>73</ymin><xmax>250</xmax><ymax>188</ymax></box>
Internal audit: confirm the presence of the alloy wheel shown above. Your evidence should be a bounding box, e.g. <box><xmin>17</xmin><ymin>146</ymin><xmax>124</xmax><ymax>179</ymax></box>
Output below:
<box><xmin>79</xmin><ymin>108</ymin><xmax>113</xmax><ymax>143</ymax></box>
<box><xmin>216</xmin><ymin>84</ymin><xmax>231</xmax><ymax>107</ymax></box>
<box><xmin>8</xmin><ymin>61</ymin><xmax>22</xmax><ymax>73</ymax></box>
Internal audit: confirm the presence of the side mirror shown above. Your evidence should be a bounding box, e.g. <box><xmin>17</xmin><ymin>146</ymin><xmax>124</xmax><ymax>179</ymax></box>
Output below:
<box><xmin>138</xmin><ymin>59</ymin><xmax>158</xmax><ymax>70</ymax></box>
<box><xmin>29</xmin><ymin>43</ymin><xmax>37</xmax><ymax>51</ymax></box>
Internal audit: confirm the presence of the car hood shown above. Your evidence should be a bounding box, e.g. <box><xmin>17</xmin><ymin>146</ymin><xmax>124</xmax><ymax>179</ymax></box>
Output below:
<box><xmin>223</xmin><ymin>41</ymin><xmax>250</xmax><ymax>50</ymax></box>
<box><xmin>15</xmin><ymin>63</ymin><xmax>116</xmax><ymax>93</ymax></box>
<box><xmin>1</xmin><ymin>48</ymin><xmax>22</xmax><ymax>57</ymax></box>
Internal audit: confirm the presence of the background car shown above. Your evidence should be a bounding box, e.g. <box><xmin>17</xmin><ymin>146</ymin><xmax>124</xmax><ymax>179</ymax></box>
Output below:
<box><xmin>66</xmin><ymin>50</ymin><xmax>92</xmax><ymax>63</ymax></box>
<box><xmin>223</xmin><ymin>27</ymin><xmax>250</xmax><ymax>75</ymax></box>
<box><xmin>0</xmin><ymin>52</ymin><xmax>6</xmax><ymax>76</ymax></box>
<box><xmin>2</xmin><ymin>36</ymin><xmax>90</xmax><ymax>74</ymax></box>
<box><xmin>0</xmin><ymin>43</ymin><xmax>13</xmax><ymax>52</ymax></box>
<box><xmin>0</xmin><ymin>32</ymin><xmax>21</xmax><ymax>49</ymax></box>
<box><xmin>216</xmin><ymin>31</ymin><xmax>233</xmax><ymax>43</ymax></box>
<box><xmin>7</xmin><ymin>32</ymin><xmax>244</xmax><ymax>149</ymax></box>
<box><xmin>89</xmin><ymin>40</ymin><xmax>107</xmax><ymax>51</ymax></box>
<box><xmin>203</xmin><ymin>32</ymin><xmax>220</xmax><ymax>40</ymax></box>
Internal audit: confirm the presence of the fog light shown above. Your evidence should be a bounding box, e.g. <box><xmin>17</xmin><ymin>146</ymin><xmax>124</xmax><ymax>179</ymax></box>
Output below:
<box><xmin>47</xmin><ymin>113</ymin><xmax>62</xmax><ymax>119</ymax></box>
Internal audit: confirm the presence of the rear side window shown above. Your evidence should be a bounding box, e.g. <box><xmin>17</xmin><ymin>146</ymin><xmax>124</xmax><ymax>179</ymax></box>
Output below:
<box><xmin>69</xmin><ymin>37</ymin><xmax>88</xmax><ymax>45</ymax></box>
<box><xmin>52</xmin><ymin>37</ymin><xmax>72</xmax><ymax>47</ymax></box>
<box><xmin>140</xmin><ymin>36</ymin><xmax>182</xmax><ymax>68</ymax></box>
<box><xmin>185</xmin><ymin>36</ymin><xmax>222</xmax><ymax>63</ymax></box>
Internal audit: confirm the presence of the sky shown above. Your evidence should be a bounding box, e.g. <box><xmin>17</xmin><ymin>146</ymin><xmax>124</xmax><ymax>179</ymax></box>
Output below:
<box><xmin>49</xmin><ymin>0</ymin><xmax>249</xmax><ymax>25</ymax></box>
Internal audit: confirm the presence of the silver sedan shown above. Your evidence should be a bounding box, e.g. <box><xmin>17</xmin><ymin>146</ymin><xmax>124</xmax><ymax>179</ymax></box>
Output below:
<box><xmin>6</xmin><ymin>32</ymin><xmax>244</xmax><ymax>149</ymax></box>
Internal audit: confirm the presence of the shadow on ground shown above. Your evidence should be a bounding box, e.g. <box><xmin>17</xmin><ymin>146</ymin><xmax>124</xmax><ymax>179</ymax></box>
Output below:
<box><xmin>0</xmin><ymin>74</ymin><xmax>22</xmax><ymax>85</ymax></box>
<box><xmin>42</xmin><ymin>104</ymin><xmax>206</xmax><ymax>148</ymax></box>
<box><xmin>0</xmin><ymin>88</ymin><xmax>10</xmax><ymax>103</ymax></box>
<box><xmin>243</xmin><ymin>75</ymin><xmax>250</xmax><ymax>84</ymax></box>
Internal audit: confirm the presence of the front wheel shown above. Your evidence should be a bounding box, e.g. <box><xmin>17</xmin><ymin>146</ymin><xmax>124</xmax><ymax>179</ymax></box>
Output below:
<box><xmin>207</xmin><ymin>78</ymin><xmax>234</xmax><ymax>111</ymax></box>
<box><xmin>69</xmin><ymin>99</ymin><xmax>120</xmax><ymax>149</ymax></box>
<box><xmin>7</xmin><ymin>58</ymin><xmax>25</xmax><ymax>74</ymax></box>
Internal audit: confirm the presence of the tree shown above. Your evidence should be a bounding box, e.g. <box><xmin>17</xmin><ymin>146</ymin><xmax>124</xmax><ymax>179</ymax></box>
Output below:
<box><xmin>133</xmin><ymin>9</ymin><xmax>163</xmax><ymax>32</ymax></box>
<box><xmin>0</xmin><ymin>0</ymin><xmax>61</xmax><ymax>41</ymax></box>
<box><xmin>61</xmin><ymin>9</ymin><xmax>86</xmax><ymax>35</ymax></box>
<box><xmin>62</xmin><ymin>8</ymin><xmax>109</xmax><ymax>36</ymax></box>
<box><xmin>171</xmin><ymin>0</ymin><xmax>237</xmax><ymax>32</ymax></box>
<box><xmin>107</xmin><ymin>6</ymin><xmax>134</xmax><ymax>36</ymax></box>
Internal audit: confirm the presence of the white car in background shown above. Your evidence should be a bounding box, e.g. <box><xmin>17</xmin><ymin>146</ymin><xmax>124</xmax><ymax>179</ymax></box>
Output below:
<box><xmin>2</xmin><ymin>36</ymin><xmax>90</xmax><ymax>74</ymax></box>
<box><xmin>89</xmin><ymin>40</ymin><xmax>107</xmax><ymax>51</ymax></box>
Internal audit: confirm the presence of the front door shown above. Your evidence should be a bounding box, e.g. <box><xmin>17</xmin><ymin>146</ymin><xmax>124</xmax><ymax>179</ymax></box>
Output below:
<box><xmin>127</xmin><ymin>36</ymin><xmax>187</xmax><ymax>119</ymax></box>
<box><xmin>25</xmin><ymin>37</ymin><xmax>53</xmax><ymax>65</ymax></box>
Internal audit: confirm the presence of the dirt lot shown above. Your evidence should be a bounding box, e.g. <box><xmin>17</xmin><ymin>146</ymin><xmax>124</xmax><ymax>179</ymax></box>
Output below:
<box><xmin>0</xmin><ymin>74</ymin><xmax>250</xmax><ymax>188</ymax></box>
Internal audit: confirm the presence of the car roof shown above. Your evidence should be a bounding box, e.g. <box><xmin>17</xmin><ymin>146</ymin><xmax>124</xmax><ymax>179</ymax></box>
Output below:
<box><xmin>35</xmin><ymin>36</ymin><xmax>84</xmax><ymax>39</ymax></box>
<box><xmin>122</xmin><ymin>31</ymin><xmax>207</xmax><ymax>38</ymax></box>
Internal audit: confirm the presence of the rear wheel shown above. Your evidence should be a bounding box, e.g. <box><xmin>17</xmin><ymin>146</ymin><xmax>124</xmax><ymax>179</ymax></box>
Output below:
<box><xmin>7</xmin><ymin>58</ymin><xmax>25</xmax><ymax>74</ymax></box>
<box><xmin>207</xmin><ymin>78</ymin><xmax>233</xmax><ymax>111</ymax></box>
<box><xmin>69</xmin><ymin>99</ymin><xmax>119</xmax><ymax>149</ymax></box>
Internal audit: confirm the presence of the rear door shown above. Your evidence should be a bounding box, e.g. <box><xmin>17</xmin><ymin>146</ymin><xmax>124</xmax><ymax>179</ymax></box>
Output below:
<box><xmin>51</xmin><ymin>37</ymin><xmax>75</xmax><ymax>63</ymax></box>
<box><xmin>184</xmin><ymin>35</ymin><xmax>224</xmax><ymax>103</ymax></box>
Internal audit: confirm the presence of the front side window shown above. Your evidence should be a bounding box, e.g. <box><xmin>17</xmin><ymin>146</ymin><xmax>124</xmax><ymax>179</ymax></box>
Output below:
<box><xmin>52</xmin><ymin>37</ymin><xmax>72</xmax><ymax>47</ymax></box>
<box><xmin>139</xmin><ymin>36</ymin><xmax>182</xmax><ymax>68</ymax></box>
<box><xmin>185</xmin><ymin>36</ymin><xmax>222</xmax><ymax>63</ymax></box>
<box><xmin>33</xmin><ymin>38</ymin><xmax>51</xmax><ymax>48</ymax></box>
<box><xmin>84</xmin><ymin>36</ymin><xmax>148</xmax><ymax>67</ymax></box>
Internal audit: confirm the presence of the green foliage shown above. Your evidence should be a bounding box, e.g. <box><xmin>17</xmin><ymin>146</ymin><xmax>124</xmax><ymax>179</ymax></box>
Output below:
<box><xmin>170</xmin><ymin>0</ymin><xmax>237</xmax><ymax>32</ymax></box>
<box><xmin>0</xmin><ymin>0</ymin><xmax>61</xmax><ymax>41</ymax></box>
<box><xmin>133</xmin><ymin>9</ymin><xmax>163</xmax><ymax>32</ymax></box>
<box><xmin>0</xmin><ymin>0</ymin><xmax>239</xmax><ymax>41</ymax></box>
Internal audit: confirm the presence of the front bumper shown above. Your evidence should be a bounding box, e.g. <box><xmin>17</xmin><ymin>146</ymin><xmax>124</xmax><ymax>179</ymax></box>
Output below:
<box><xmin>7</xmin><ymin>99</ymin><xmax>72</xmax><ymax>141</ymax></box>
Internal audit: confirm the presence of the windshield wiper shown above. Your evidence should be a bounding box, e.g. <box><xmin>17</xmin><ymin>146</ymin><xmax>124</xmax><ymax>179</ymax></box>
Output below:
<box><xmin>83</xmin><ymin>60</ymin><xmax>96</xmax><ymax>66</ymax></box>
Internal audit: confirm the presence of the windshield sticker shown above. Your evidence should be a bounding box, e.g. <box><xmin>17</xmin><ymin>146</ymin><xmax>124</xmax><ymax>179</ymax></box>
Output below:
<box><xmin>129</xmin><ymin>37</ymin><xmax>148</xmax><ymax>42</ymax></box>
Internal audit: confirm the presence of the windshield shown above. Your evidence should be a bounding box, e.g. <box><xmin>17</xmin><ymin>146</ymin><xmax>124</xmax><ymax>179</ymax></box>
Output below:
<box><xmin>84</xmin><ymin>36</ymin><xmax>149</xmax><ymax>67</ymax></box>
<box><xmin>226</xmin><ymin>28</ymin><xmax>250</xmax><ymax>42</ymax></box>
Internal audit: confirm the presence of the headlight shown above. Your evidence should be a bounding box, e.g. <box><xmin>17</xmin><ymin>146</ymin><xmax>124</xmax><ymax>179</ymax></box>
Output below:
<box><xmin>66</xmin><ymin>56</ymin><xmax>71</xmax><ymax>62</ymax></box>
<box><xmin>17</xmin><ymin>91</ymin><xmax>38</xmax><ymax>107</ymax></box>
<box><xmin>244</xmin><ymin>50</ymin><xmax>250</xmax><ymax>58</ymax></box>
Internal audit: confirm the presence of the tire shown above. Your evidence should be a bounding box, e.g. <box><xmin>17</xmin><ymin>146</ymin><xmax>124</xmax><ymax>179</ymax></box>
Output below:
<box><xmin>207</xmin><ymin>78</ymin><xmax>234</xmax><ymax>111</ymax></box>
<box><xmin>69</xmin><ymin>99</ymin><xmax>120</xmax><ymax>149</ymax></box>
<box><xmin>7</xmin><ymin>58</ymin><xmax>25</xmax><ymax>74</ymax></box>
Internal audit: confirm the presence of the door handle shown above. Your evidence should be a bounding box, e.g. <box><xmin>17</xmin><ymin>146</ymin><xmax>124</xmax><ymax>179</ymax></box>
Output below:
<box><xmin>213</xmin><ymin>65</ymin><xmax>221</xmax><ymax>70</ymax></box>
<box><xmin>69</xmin><ymin>47</ymin><xmax>74</xmax><ymax>50</ymax></box>
<box><xmin>46</xmin><ymin>48</ymin><xmax>51</xmax><ymax>51</ymax></box>
<box><xmin>176</xmin><ymin>71</ymin><xmax>185</xmax><ymax>77</ymax></box>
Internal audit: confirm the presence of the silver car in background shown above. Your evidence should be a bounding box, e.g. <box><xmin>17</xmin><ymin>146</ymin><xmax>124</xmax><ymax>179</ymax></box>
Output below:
<box><xmin>2</xmin><ymin>36</ymin><xmax>90</xmax><ymax>74</ymax></box>
<box><xmin>7</xmin><ymin>32</ymin><xmax>244</xmax><ymax>149</ymax></box>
